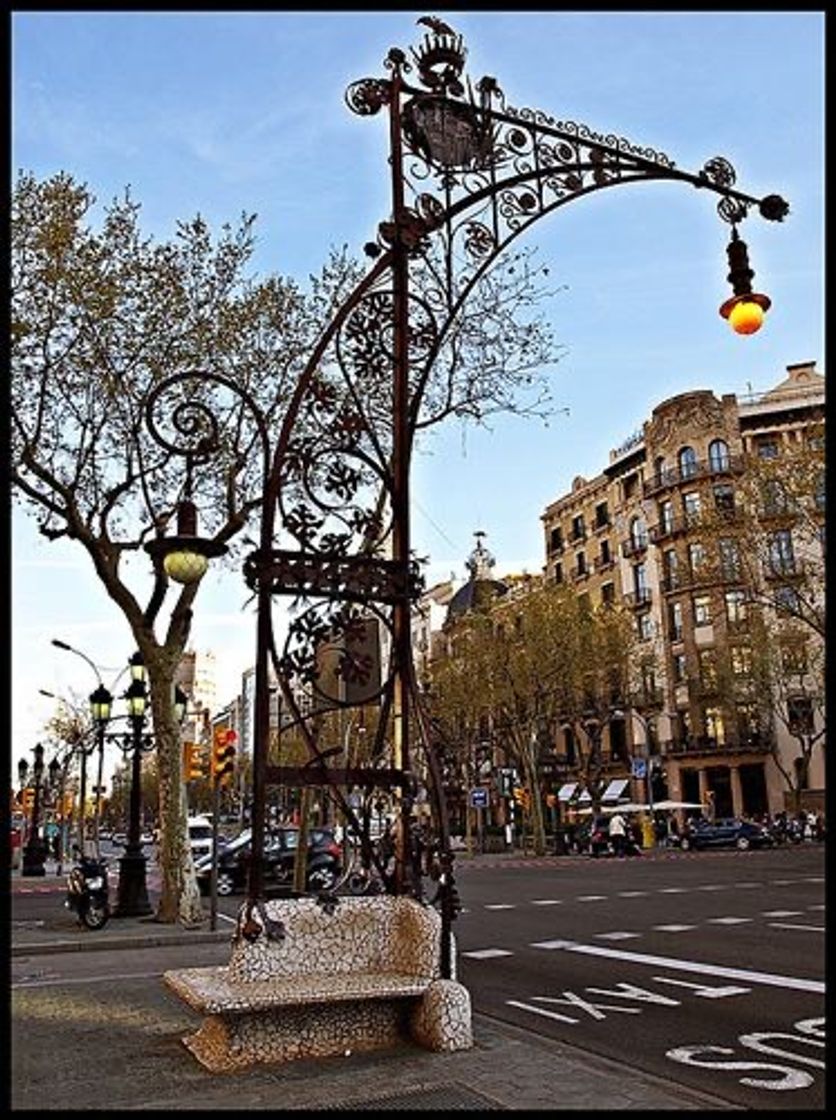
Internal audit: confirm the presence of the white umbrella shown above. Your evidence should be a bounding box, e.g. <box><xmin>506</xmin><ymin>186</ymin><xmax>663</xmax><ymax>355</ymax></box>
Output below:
<box><xmin>602</xmin><ymin>802</ymin><xmax>650</xmax><ymax>814</ymax></box>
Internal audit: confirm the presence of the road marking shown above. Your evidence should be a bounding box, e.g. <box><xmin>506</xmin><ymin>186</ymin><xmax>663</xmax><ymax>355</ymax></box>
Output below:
<box><xmin>652</xmin><ymin>976</ymin><xmax>750</xmax><ymax>999</ymax></box>
<box><xmin>529</xmin><ymin>939</ymin><xmax>825</xmax><ymax>993</ymax></box>
<box><xmin>761</xmin><ymin>910</ymin><xmax>803</xmax><ymax>918</ymax></box>
<box><xmin>577</xmin><ymin>894</ymin><xmax>606</xmax><ymax>901</ymax></box>
<box><xmin>697</xmin><ymin>884</ymin><xmax>726</xmax><ymax>891</ymax></box>
<box><xmin>506</xmin><ymin>999</ymin><xmax>577</xmax><ymax>1024</ymax></box>
<box><xmin>658</xmin><ymin>887</ymin><xmax>687</xmax><ymax>893</ymax></box>
<box><xmin>595</xmin><ymin>931</ymin><xmax>640</xmax><ymax>940</ymax></box>
<box><xmin>732</xmin><ymin>882</ymin><xmax>758</xmax><ymax>888</ymax></box>
<box><xmin>707</xmin><ymin>917</ymin><xmax>752</xmax><ymax>925</ymax></box>
<box><xmin>653</xmin><ymin>924</ymin><xmax>696</xmax><ymax>932</ymax></box>
<box><xmin>462</xmin><ymin>948</ymin><xmax>513</xmax><ymax>959</ymax></box>
<box><xmin>484</xmin><ymin>904</ymin><xmax>515</xmax><ymax>910</ymax></box>
<box><xmin>768</xmin><ymin>922</ymin><xmax>825</xmax><ymax>933</ymax></box>
<box><xmin>13</xmin><ymin>970</ymin><xmax>163</xmax><ymax>989</ymax></box>
<box><xmin>617</xmin><ymin>890</ymin><xmax>648</xmax><ymax>897</ymax></box>
<box><xmin>531</xmin><ymin>899</ymin><xmax>562</xmax><ymax>906</ymax></box>
<box><xmin>808</xmin><ymin>904</ymin><xmax>825</xmax><ymax>911</ymax></box>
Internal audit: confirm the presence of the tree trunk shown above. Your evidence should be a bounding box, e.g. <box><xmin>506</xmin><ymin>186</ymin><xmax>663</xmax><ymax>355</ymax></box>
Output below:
<box><xmin>148</xmin><ymin>662</ymin><xmax>204</xmax><ymax>925</ymax></box>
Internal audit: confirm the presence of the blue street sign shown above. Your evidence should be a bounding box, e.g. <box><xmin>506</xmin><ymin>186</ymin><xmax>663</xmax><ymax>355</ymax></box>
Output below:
<box><xmin>469</xmin><ymin>787</ymin><xmax>489</xmax><ymax>808</ymax></box>
<box><xmin>631</xmin><ymin>758</ymin><xmax>647</xmax><ymax>779</ymax></box>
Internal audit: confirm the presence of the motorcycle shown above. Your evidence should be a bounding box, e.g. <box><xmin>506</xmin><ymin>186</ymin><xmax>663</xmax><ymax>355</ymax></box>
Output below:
<box><xmin>65</xmin><ymin>847</ymin><xmax>110</xmax><ymax>930</ymax></box>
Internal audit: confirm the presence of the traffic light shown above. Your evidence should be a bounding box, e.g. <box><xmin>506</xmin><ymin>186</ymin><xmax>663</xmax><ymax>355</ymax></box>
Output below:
<box><xmin>183</xmin><ymin>741</ymin><xmax>207</xmax><ymax>782</ymax></box>
<box><xmin>212</xmin><ymin>727</ymin><xmax>237</xmax><ymax>785</ymax></box>
<box><xmin>513</xmin><ymin>786</ymin><xmax>531</xmax><ymax>811</ymax></box>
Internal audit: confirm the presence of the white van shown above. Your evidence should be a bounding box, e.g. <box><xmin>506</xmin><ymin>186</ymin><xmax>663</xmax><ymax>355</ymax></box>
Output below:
<box><xmin>187</xmin><ymin>815</ymin><xmax>214</xmax><ymax>861</ymax></box>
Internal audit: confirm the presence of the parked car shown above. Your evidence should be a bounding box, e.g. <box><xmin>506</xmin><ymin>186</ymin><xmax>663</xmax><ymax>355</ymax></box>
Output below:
<box><xmin>678</xmin><ymin>817</ymin><xmax>774</xmax><ymax>852</ymax></box>
<box><xmin>194</xmin><ymin>826</ymin><xmax>342</xmax><ymax>896</ymax></box>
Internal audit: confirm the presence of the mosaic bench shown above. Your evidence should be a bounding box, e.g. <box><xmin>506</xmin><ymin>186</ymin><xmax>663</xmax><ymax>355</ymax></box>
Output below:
<box><xmin>163</xmin><ymin>894</ymin><xmax>472</xmax><ymax>1071</ymax></box>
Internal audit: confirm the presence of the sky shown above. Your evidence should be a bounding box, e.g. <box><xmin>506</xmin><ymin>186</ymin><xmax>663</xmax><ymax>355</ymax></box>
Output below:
<box><xmin>10</xmin><ymin>9</ymin><xmax>825</xmax><ymax>780</ymax></box>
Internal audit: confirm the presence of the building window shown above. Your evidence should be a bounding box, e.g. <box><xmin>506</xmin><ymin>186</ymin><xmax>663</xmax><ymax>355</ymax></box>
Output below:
<box><xmin>768</xmin><ymin>529</ymin><xmax>795</xmax><ymax>575</ymax></box>
<box><xmin>719</xmin><ymin>538</ymin><xmax>741</xmax><ymax>580</ymax></box>
<box><xmin>668</xmin><ymin>600</ymin><xmax>683</xmax><ymax>641</ymax></box>
<box><xmin>633</xmin><ymin>561</ymin><xmax>648</xmax><ymax>597</ymax></box>
<box><xmin>571</xmin><ymin>514</ymin><xmax>586</xmax><ymax>541</ymax></box>
<box><xmin>725</xmin><ymin>589</ymin><xmax>747</xmax><ymax>624</ymax></box>
<box><xmin>704</xmin><ymin>706</ymin><xmax>725</xmax><ymax>744</ymax></box>
<box><xmin>672</xmin><ymin>653</ymin><xmax>687</xmax><ymax>683</ymax></box>
<box><xmin>663</xmin><ymin>548</ymin><xmax>678</xmax><ymax>590</ymax></box>
<box><xmin>601</xmin><ymin>582</ymin><xmax>615</xmax><ymax>606</ymax></box>
<box><xmin>787</xmin><ymin>696</ymin><xmax>814</xmax><ymax>736</ymax></box>
<box><xmin>678</xmin><ymin>445</ymin><xmax>698</xmax><ymax>479</ymax></box>
<box><xmin>623</xmin><ymin>473</ymin><xmax>639</xmax><ymax>500</ymax></box>
<box><xmin>699</xmin><ymin>649</ymin><xmax>717</xmax><ymax>690</ymax></box>
<box><xmin>755</xmin><ymin>435</ymin><xmax>780</xmax><ymax>459</ymax></box>
<box><xmin>549</xmin><ymin>526</ymin><xmax>563</xmax><ymax>552</ymax></box>
<box><xmin>814</xmin><ymin>472</ymin><xmax>825</xmax><ymax>511</ymax></box>
<box><xmin>731</xmin><ymin>645</ymin><xmax>752</xmax><ymax>676</ymax></box>
<box><xmin>600</xmin><ymin>539</ymin><xmax>611</xmax><ymax>565</ymax></box>
<box><xmin>688</xmin><ymin>541</ymin><xmax>706</xmax><ymax>578</ymax></box>
<box><xmin>575</xmin><ymin>551</ymin><xmax>587</xmax><ymax>576</ymax></box>
<box><xmin>774</xmin><ymin>584</ymin><xmax>801</xmax><ymax>614</ymax></box>
<box><xmin>713</xmin><ymin>484</ymin><xmax>735</xmax><ymax>514</ymax></box>
<box><xmin>659</xmin><ymin>499</ymin><xmax>674</xmax><ymax>534</ymax></box>
<box><xmin>708</xmin><ymin>439</ymin><xmax>730</xmax><ymax>471</ymax></box>
<box><xmin>653</xmin><ymin>456</ymin><xmax>666</xmax><ymax>487</ymax></box>
<box><xmin>693</xmin><ymin>594</ymin><xmax>712</xmax><ymax>626</ymax></box>
<box><xmin>682</xmin><ymin>490</ymin><xmax>701</xmax><ymax>524</ymax></box>
<box><xmin>594</xmin><ymin>501</ymin><xmax>610</xmax><ymax>528</ymax></box>
<box><xmin>553</xmin><ymin>561</ymin><xmax>563</xmax><ymax>584</ymax></box>
<box><xmin>761</xmin><ymin>478</ymin><xmax>788</xmax><ymax>515</ymax></box>
<box><xmin>636</xmin><ymin>611</ymin><xmax>653</xmax><ymax>641</ymax></box>
<box><xmin>630</xmin><ymin>515</ymin><xmax>647</xmax><ymax>549</ymax></box>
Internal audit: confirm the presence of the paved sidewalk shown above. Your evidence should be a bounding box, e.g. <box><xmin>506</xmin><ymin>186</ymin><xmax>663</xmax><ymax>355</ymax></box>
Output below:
<box><xmin>11</xmin><ymin>870</ymin><xmax>738</xmax><ymax>1111</ymax></box>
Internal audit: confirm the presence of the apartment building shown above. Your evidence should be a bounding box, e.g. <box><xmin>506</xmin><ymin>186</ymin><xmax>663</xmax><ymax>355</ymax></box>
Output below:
<box><xmin>541</xmin><ymin>361</ymin><xmax>825</xmax><ymax>819</ymax></box>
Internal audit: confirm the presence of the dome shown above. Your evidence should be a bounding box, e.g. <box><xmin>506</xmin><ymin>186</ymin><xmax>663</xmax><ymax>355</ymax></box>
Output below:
<box><xmin>445</xmin><ymin>531</ymin><xmax>509</xmax><ymax>624</ymax></box>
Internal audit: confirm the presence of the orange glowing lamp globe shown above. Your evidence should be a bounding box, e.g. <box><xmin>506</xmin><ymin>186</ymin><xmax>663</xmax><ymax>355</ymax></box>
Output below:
<box><xmin>719</xmin><ymin>292</ymin><xmax>771</xmax><ymax>336</ymax></box>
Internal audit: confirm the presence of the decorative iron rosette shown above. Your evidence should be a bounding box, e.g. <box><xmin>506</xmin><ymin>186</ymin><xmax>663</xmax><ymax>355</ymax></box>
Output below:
<box><xmin>345</xmin><ymin>77</ymin><xmax>391</xmax><ymax>117</ymax></box>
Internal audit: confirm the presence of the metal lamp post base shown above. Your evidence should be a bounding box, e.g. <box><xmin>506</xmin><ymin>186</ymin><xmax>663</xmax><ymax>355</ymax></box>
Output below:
<box><xmin>21</xmin><ymin>842</ymin><xmax>47</xmax><ymax>877</ymax></box>
<box><xmin>113</xmin><ymin>851</ymin><xmax>153</xmax><ymax>917</ymax></box>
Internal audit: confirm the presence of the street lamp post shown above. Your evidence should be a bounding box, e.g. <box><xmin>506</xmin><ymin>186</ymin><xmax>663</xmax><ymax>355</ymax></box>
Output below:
<box><xmin>89</xmin><ymin>683</ymin><xmax>114</xmax><ymax>858</ymax></box>
<box><xmin>21</xmin><ymin>743</ymin><xmax>47</xmax><ymax>877</ymax></box>
<box><xmin>113</xmin><ymin>657</ymin><xmax>154</xmax><ymax>918</ymax></box>
<box><xmin>138</xmin><ymin>18</ymin><xmax>788</xmax><ymax>958</ymax></box>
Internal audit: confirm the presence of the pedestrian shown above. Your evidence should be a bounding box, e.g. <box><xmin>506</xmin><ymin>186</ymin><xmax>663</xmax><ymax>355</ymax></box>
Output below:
<box><xmin>608</xmin><ymin>810</ymin><xmax>627</xmax><ymax>857</ymax></box>
<box><xmin>654</xmin><ymin>814</ymin><xmax>668</xmax><ymax>848</ymax></box>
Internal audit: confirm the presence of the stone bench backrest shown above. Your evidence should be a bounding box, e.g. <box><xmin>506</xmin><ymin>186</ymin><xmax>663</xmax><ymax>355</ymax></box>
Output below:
<box><xmin>228</xmin><ymin>895</ymin><xmax>449</xmax><ymax>984</ymax></box>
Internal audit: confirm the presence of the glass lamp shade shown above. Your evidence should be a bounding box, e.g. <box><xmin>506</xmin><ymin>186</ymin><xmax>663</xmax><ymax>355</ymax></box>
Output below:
<box><xmin>89</xmin><ymin>684</ymin><xmax>113</xmax><ymax>724</ymax></box>
<box><xmin>129</xmin><ymin>651</ymin><xmax>146</xmax><ymax>683</ymax></box>
<box><xmin>728</xmin><ymin>299</ymin><xmax>765</xmax><ymax>335</ymax></box>
<box><xmin>163</xmin><ymin>548</ymin><xmax>209</xmax><ymax>584</ymax></box>
<box><xmin>125</xmin><ymin>679</ymin><xmax>147</xmax><ymax>719</ymax></box>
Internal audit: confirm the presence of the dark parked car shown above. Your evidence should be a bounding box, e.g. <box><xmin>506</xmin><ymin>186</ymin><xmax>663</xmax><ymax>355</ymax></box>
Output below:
<box><xmin>194</xmin><ymin>826</ymin><xmax>342</xmax><ymax>896</ymax></box>
<box><xmin>678</xmin><ymin>817</ymin><xmax>774</xmax><ymax>852</ymax></box>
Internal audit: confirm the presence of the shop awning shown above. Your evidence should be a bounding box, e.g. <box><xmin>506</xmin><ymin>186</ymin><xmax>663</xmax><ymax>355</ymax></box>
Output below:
<box><xmin>556</xmin><ymin>782</ymin><xmax>578</xmax><ymax>802</ymax></box>
<box><xmin>601</xmin><ymin>778</ymin><xmax>629</xmax><ymax>802</ymax></box>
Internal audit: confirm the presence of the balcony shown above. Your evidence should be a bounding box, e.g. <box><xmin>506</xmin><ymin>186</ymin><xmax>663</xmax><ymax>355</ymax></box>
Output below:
<box><xmin>649</xmin><ymin>517</ymin><xmax>686</xmax><ymax>543</ymax></box>
<box><xmin>571</xmin><ymin>565</ymin><xmax>590</xmax><ymax>583</ymax></box>
<box><xmin>593</xmin><ymin>554</ymin><xmax>616</xmax><ymax>574</ymax></box>
<box><xmin>660</xmin><ymin>734</ymin><xmax>772</xmax><ymax>758</ymax></box>
<box><xmin>642</xmin><ymin>454</ymin><xmax>744</xmax><ymax>497</ymax></box>
<box><xmin>623</xmin><ymin>587</ymin><xmax>652</xmax><ymax>608</ymax></box>
<box><xmin>621</xmin><ymin>535</ymin><xmax>649</xmax><ymax>558</ymax></box>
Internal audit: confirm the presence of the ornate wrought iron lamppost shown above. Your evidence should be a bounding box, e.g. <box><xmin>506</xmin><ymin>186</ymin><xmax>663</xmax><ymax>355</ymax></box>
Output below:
<box><xmin>113</xmin><ymin>654</ymin><xmax>155</xmax><ymax>918</ymax></box>
<box><xmin>20</xmin><ymin>742</ymin><xmax>47</xmax><ymax>877</ymax></box>
<box><xmin>138</xmin><ymin>18</ymin><xmax>789</xmax><ymax>971</ymax></box>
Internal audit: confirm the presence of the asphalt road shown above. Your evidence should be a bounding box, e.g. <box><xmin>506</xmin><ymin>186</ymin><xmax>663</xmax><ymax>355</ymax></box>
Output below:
<box><xmin>453</xmin><ymin>845</ymin><xmax>825</xmax><ymax>1110</ymax></box>
<box><xmin>12</xmin><ymin>843</ymin><xmax>824</xmax><ymax>1110</ymax></box>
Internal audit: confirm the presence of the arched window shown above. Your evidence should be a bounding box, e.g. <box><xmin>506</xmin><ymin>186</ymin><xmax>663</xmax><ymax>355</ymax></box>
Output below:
<box><xmin>708</xmin><ymin>438</ymin><xmax>730</xmax><ymax>472</ymax></box>
<box><xmin>678</xmin><ymin>445</ymin><xmax>697</xmax><ymax>479</ymax></box>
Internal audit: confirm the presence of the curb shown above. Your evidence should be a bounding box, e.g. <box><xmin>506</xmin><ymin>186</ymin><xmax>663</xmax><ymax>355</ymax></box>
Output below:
<box><xmin>12</xmin><ymin>926</ymin><xmax>232</xmax><ymax>957</ymax></box>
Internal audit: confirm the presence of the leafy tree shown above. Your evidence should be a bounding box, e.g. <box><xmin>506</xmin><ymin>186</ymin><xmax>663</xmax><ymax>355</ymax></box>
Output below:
<box><xmin>11</xmin><ymin>171</ymin><xmax>563</xmax><ymax>922</ymax></box>
<box><xmin>429</xmin><ymin>582</ymin><xmax>638</xmax><ymax>854</ymax></box>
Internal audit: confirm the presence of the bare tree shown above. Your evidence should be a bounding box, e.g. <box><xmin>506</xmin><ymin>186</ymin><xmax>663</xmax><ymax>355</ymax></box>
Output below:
<box><xmin>11</xmin><ymin>171</ymin><xmax>564</xmax><ymax>922</ymax></box>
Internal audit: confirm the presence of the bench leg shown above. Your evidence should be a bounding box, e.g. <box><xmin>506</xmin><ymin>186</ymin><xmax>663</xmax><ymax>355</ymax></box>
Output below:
<box><xmin>181</xmin><ymin>1001</ymin><xmax>411</xmax><ymax>1072</ymax></box>
<box><xmin>409</xmin><ymin>979</ymin><xmax>473</xmax><ymax>1052</ymax></box>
